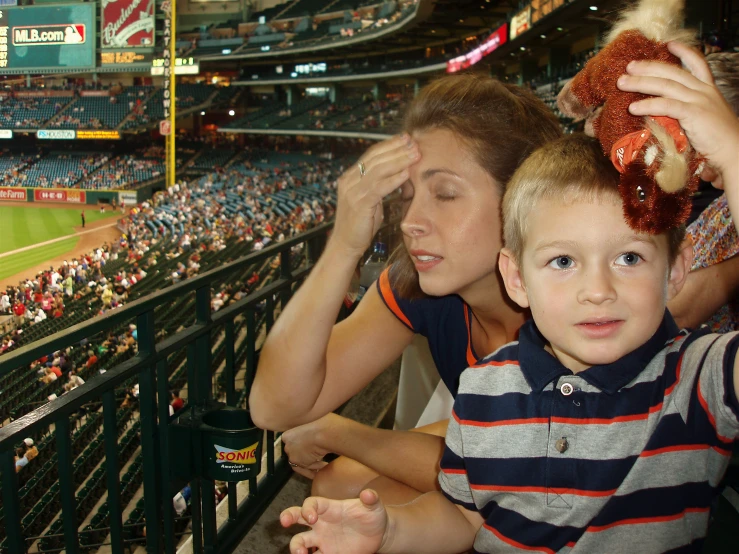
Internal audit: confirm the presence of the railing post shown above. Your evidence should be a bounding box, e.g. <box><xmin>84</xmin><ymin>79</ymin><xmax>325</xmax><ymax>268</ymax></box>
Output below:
<box><xmin>186</xmin><ymin>343</ymin><xmax>203</xmax><ymax>554</ymax></box>
<box><xmin>224</xmin><ymin>319</ymin><xmax>236</xmax><ymax>407</ymax></box>
<box><xmin>195</xmin><ymin>285</ymin><xmax>218</xmax><ymax>554</ymax></box>
<box><xmin>156</xmin><ymin>358</ymin><xmax>176</xmax><ymax>554</ymax></box>
<box><xmin>307</xmin><ymin>234</ymin><xmax>326</xmax><ymax>265</ymax></box>
<box><xmin>1</xmin><ymin>449</ymin><xmax>25</xmax><ymax>554</ymax></box>
<box><xmin>195</xmin><ymin>286</ymin><xmax>213</xmax><ymax>405</ymax></box>
<box><xmin>56</xmin><ymin>417</ymin><xmax>80</xmax><ymax>554</ymax></box>
<box><xmin>137</xmin><ymin>309</ymin><xmax>162</xmax><ymax>554</ymax></box>
<box><xmin>103</xmin><ymin>390</ymin><xmax>124</xmax><ymax>554</ymax></box>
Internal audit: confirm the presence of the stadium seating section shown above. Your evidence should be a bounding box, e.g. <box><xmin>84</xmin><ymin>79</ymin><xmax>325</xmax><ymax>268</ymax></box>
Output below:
<box><xmin>0</xmin><ymin>149</ymin><xmax>340</xmax><ymax>553</ymax></box>
<box><xmin>184</xmin><ymin>0</ymin><xmax>417</xmax><ymax>57</ymax></box>
<box><xmin>0</xmin><ymin>85</ymin><xmax>234</xmax><ymax>132</ymax></box>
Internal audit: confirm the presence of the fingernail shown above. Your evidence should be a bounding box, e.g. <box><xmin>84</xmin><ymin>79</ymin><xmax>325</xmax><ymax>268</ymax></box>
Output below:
<box><xmin>408</xmin><ymin>149</ymin><xmax>419</xmax><ymax>159</ymax></box>
<box><xmin>617</xmin><ymin>75</ymin><xmax>628</xmax><ymax>87</ymax></box>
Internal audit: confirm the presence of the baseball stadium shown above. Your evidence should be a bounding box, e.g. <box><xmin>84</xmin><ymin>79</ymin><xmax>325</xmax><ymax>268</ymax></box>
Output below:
<box><xmin>0</xmin><ymin>1</ymin><xmax>736</xmax><ymax>553</ymax></box>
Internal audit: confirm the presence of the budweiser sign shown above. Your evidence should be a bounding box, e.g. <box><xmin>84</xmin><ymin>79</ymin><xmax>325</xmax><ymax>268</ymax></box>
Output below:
<box><xmin>101</xmin><ymin>0</ymin><xmax>155</xmax><ymax>48</ymax></box>
<box><xmin>0</xmin><ymin>187</ymin><xmax>27</xmax><ymax>202</ymax></box>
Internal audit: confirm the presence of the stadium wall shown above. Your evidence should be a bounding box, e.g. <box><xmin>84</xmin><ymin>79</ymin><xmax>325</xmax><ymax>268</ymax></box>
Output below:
<box><xmin>0</xmin><ymin>186</ymin><xmax>142</xmax><ymax>205</ymax></box>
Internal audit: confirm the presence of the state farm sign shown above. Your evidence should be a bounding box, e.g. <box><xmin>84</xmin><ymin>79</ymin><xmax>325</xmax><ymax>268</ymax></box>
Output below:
<box><xmin>0</xmin><ymin>187</ymin><xmax>27</xmax><ymax>201</ymax></box>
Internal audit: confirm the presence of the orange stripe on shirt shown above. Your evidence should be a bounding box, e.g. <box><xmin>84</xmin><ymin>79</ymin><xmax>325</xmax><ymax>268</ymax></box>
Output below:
<box><xmin>483</xmin><ymin>523</ymin><xmax>556</xmax><ymax>554</ymax></box>
<box><xmin>472</xmin><ymin>484</ymin><xmax>617</xmax><ymax>498</ymax></box>
<box><xmin>378</xmin><ymin>269</ymin><xmax>413</xmax><ymax>330</ymax></box>
<box><xmin>551</xmin><ymin>413</ymin><xmax>649</xmax><ymax>425</ymax></box>
<box><xmin>453</xmin><ymin>410</ymin><xmax>549</xmax><ymax>427</ymax></box>
<box><xmin>586</xmin><ymin>506</ymin><xmax>709</xmax><ymax>533</ymax></box>
<box><xmin>697</xmin><ymin>381</ymin><xmax>734</xmax><ymax>444</ymax></box>
<box><xmin>471</xmin><ymin>358</ymin><xmax>520</xmax><ymax>369</ymax></box>
<box><xmin>664</xmin><ymin>352</ymin><xmax>684</xmax><ymax>397</ymax></box>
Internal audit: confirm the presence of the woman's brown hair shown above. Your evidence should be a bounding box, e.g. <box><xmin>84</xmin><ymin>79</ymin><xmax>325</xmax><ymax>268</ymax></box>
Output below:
<box><xmin>389</xmin><ymin>73</ymin><xmax>563</xmax><ymax>298</ymax></box>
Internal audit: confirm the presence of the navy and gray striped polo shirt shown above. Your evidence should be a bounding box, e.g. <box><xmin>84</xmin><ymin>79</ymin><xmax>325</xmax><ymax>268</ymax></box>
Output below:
<box><xmin>439</xmin><ymin>313</ymin><xmax>739</xmax><ymax>553</ymax></box>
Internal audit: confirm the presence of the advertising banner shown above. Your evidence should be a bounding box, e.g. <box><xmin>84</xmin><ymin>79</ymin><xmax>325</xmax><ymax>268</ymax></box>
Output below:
<box><xmin>101</xmin><ymin>0</ymin><xmax>154</xmax><ymax>48</ymax></box>
<box><xmin>76</xmin><ymin>130</ymin><xmax>120</xmax><ymax>139</ymax></box>
<box><xmin>118</xmin><ymin>190</ymin><xmax>137</xmax><ymax>205</ymax></box>
<box><xmin>34</xmin><ymin>189</ymin><xmax>86</xmax><ymax>203</ymax></box>
<box><xmin>510</xmin><ymin>7</ymin><xmax>531</xmax><ymax>40</ymax></box>
<box><xmin>37</xmin><ymin>129</ymin><xmax>76</xmax><ymax>139</ymax></box>
<box><xmin>0</xmin><ymin>129</ymin><xmax>12</xmax><ymax>138</ymax></box>
<box><xmin>0</xmin><ymin>186</ymin><xmax>26</xmax><ymax>201</ymax></box>
<box><xmin>446</xmin><ymin>23</ymin><xmax>508</xmax><ymax>74</ymax></box>
<box><xmin>0</xmin><ymin>4</ymin><xmax>96</xmax><ymax>71</ymax></box>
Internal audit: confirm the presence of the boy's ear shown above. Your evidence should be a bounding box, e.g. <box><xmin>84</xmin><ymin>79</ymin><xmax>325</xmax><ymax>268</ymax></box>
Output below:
<box><xmin>666</xmin><ymin>237</ymin><xmax>693</xmax><ymax>301</ymax></box>
<box><xmin>498</xmin><ymin>248</ymin><xmax>530</xmax><ymax>309</ymax></box>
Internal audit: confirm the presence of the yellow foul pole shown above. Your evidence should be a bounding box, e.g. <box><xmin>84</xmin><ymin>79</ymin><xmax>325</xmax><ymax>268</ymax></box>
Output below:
<box><xmin>169</xmin><ymin>0</ymin><xmax>176</xmax><ymax>188</ymax></box>
<box><xmin>162</xmin><ymin>0</ymin><xmax>176</xmax><ymax>188</ymax></box>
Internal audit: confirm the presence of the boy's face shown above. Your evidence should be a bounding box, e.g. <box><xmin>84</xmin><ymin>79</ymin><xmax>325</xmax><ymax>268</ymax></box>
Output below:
<box><xmin>499</xmin><ymin>195</ymin><xmax>690</xmax><ymax>373</ymax></box>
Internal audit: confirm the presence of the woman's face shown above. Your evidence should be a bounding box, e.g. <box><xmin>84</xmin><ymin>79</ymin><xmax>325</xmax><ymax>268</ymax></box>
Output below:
<box><xmin>400</xmin><ymin>128</ymin><xmax>503</xmax><ymax>299</ymax></box>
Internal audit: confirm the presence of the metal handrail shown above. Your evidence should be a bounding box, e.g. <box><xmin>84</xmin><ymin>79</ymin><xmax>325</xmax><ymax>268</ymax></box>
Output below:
<box><xmin>0</xmin><ymin>221</ymin><xmax>334</xmax><ymax>554</ymax></box>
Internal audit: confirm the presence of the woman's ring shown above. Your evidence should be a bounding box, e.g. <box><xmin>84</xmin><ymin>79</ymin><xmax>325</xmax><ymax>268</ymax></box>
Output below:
<box><xmin>358</xmin><ymin>161</ymin><xmax>367</xmax><ymax>178</ymax></box>
<box><xmin>289</xmin><ymin>461</ymin><xmax>299</xmax><ymax>468</ymax></box>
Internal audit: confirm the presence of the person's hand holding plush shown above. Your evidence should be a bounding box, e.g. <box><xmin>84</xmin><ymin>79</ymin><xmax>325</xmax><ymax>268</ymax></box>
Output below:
<box><xmin>557</xmin><ymin>0</ymin><xmax>706</xmax><ymax>234</ymax></box>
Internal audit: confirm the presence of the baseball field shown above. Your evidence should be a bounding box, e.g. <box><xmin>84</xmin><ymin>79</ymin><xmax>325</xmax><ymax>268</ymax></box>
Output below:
<box><xmin>0</xmin><ymin>204</ymin><xmax>121</xmax><ymax>284</ymax></box>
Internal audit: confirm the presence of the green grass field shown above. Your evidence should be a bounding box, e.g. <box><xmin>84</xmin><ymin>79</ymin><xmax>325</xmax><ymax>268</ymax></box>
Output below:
<box><xmin>0</xmin><ymin>237</ymin><xmax>80</xmax><ymax>281</ymax></box>
<box><xmin>0</xmin><ymin>206</ymin><xmax>120</xmax><ymax>282</ymax></box>
<box><xmin>0</xmin><ymin>205</ymin><xmax>118</xmax><ymax>254</ymax></box>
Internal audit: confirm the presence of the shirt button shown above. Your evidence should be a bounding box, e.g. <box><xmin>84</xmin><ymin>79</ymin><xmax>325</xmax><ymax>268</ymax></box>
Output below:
<box><xmin>555</xmin><ymin>438</ymin><xmax>569</xmax><ymax>453</ymax></box>
<box><xmin>561</xmin><ymin>383</ymin><xmax>574</xmax><ymax>396</ymax></box>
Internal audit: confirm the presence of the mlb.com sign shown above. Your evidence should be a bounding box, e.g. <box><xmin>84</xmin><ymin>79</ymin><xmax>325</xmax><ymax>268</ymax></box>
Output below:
<box><xmin>12</xmin><ymin>24</ymin><xmax>85</xmax><ymax>46</ymax></box>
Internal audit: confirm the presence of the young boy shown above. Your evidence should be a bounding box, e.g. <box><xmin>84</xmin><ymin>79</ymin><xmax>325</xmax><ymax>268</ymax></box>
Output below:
<box><xmin>280</xmin><ymin>135</ymin><xmax>739</xmax><ymax>553</ymax></box>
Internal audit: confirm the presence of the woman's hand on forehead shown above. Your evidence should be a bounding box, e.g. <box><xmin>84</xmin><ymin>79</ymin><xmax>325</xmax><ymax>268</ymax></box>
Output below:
<box><xmin>331</xmin><ymin>134</ymin><xmax>420</xmax><ymax>257</ymax></box>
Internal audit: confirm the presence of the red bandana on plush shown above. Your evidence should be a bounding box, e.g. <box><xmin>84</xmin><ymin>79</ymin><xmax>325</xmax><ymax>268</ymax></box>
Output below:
<box><xmin>557</xmin><ymin>0</ymin><xmax>704</xmax><ymax>234</ymax></box>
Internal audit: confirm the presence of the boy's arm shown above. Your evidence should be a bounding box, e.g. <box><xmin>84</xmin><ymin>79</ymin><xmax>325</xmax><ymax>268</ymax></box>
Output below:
<box><xmin>280</xmin><ymin>489</ymin><xmax>482</xmax><ymax>554</ymax></box>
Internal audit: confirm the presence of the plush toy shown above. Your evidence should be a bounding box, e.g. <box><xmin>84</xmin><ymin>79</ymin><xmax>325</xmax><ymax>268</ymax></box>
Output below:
<box><xmin>557</xmin><ymin>0</ymin><xmax>704</xmax><ymax>234</ymax></box>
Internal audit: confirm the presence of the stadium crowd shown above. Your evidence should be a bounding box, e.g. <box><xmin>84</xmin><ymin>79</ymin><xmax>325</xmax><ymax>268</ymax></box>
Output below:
<box><xmin>1</xmin><ymin>150</ymin><xmax>339</xmax><ymax>361</ymax></box>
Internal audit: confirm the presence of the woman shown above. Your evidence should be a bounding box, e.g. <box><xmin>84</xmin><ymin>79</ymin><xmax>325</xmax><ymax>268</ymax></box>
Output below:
<box><xmin>250</xmin><ymin>73</ymin><xmax>562</xmax><ymax>504</ymax></box>
<box><xmin>251</xmin><ymin>43</ymin><xmax>739</xmax><ymax>504</ymax></box>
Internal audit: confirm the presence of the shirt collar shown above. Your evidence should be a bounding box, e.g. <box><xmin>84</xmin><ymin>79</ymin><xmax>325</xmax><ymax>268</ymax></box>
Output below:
<box><xmin>518</xmin><ymin>310</ymin><xmax>680</xmax><ymax>394</ymax></box>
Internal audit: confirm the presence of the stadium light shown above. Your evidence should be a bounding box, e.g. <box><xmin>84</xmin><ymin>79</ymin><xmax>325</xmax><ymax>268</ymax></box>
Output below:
<box><xmin>229</xmin><ymin>110</ymin><xmax>235</xmax><ymax>116</ymax></box>
<box><xmin>222</xmin><ymin>49</ymin><xmax>232</xmax><ymax>55</ymax></box>
<box><xmin>540</xmin><ymin>34</ymin><xmax>546</xmax><ymax>38</ymax></box>
<box><xmin>589</xmin><ymin>6</ymin><xmax>598</xmax><ymax>10</ymax></box>
<box><xmin>290</xmin><ymin>72</ymin><xmax>298</xmax><ymax>77</ymax></box>
<box><xmin>200</xmin><ymin>111</ymin><xmax>205</xmax><ymax>116</ymax></box>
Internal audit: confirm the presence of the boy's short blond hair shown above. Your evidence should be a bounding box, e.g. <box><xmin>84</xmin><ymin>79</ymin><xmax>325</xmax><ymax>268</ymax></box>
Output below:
<box><xmin>502</xmin><ymin>134</ymin><xmax>685</xmax><ymax>263</ymax></box>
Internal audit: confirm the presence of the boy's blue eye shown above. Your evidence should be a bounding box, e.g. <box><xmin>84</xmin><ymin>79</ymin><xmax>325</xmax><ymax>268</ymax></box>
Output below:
<box><xmin>615</xmin><ymin>252</ymin><xmax>641</xmax><ymax>266</ymax></box>
<box><xmin>549</xmin><ymin>256</ymin><xmax>573</xmax><ymax>269</ymax></box>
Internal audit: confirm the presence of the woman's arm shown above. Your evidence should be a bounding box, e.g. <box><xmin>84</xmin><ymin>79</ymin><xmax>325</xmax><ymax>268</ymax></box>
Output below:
<box><xmin>282</xmin><ymin>414</ymin><xmax>447</xmax><ymax>493</ymax></box>
<box><xmin>669</xmin><ymin>256</ymin><xmax>739</xmax><ymax>329</ymax></box>
<box><xmin>250</xmin><ymin>136</ymin><xmax>419</xmax><ymax>431</ymax></box>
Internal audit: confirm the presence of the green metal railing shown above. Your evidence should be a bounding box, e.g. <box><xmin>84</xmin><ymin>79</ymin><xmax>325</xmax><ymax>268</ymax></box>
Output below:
<box><xmin>0</xmin><ymin>222</ymin><xmax>333</xmax><ymax>554</ymax></box>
